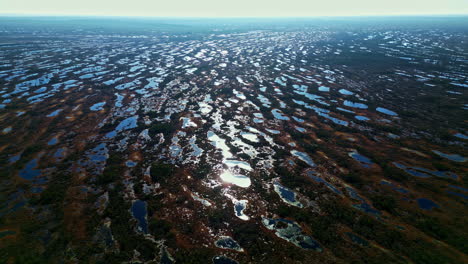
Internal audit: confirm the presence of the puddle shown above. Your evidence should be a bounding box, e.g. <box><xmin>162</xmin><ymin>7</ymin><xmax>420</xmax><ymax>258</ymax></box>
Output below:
<box><xmin>376</xmin><ymin>107</ymin><xmax>397</xmax><ymax>116</ymax></box>
<box><xmin>416</xmin><ymin>198</ymin><xmax>439</xmax><ymax>210</ymax></box>
<box><xmin>432</xmin><ymin>150</ymin><xmax>466</xmax><ymax>162</ymax></box>
<box><xmin>181</xmin><ymin>117</ymin><xmax>197</xmax><ymax>129</ymax></box>
<box><xmin>274</xmin><ymin>181</ymin><xmax>303</xmax><ymax>208</ymax></box>
<box><xmin>295</xmin><ymin>126</ymin><xmax>306</xmax><ymax>133</ymax></box>
<box><xmin>266</xmin><ymin>129</ymin><xmax>280</xmax><ymax>134</ymax></box>
<box><xmin>199</xmin><ymin>102</ymin><xmax>213</xmax><ymax>114</ymax></box>
<box><xmin>220</xmin><ymin>171</ymin><xmax>251</xmax><ymax>188</ymax></box>
<box><xmin>215</xmin><ymin>236</ymin><xmax>243</xmax><ymax>252</ymax></box>
<box><xmin>90</xmin><ymin>102</ymin><xmax>106</xmax><ymax>111</ymax></box>
<box><xmin>191</xmin><ymin>193</ymin><xmax>212</xmax><ymax>207</ymax></box>
<box><xmin>224</xmin><ymin>160</ymin><xmax>252</xmax><ymax>171</ymax></box>
<box><xmin>19</xmin><ymin>158</ymin><xmax>41</xmax><ymax>180</ymax></box>
<box><xmin>262</xmin><ymin>218</ymin><xmax>322</xmax><ymax>251</ymax></box>
<box><xmin>446</xmin><ymin>191</ymin><xmax>468</xmax><ymax>199</ymax></box>
<box><xmin>318</xmin><ymin>86</ymin><xmax>329</xmax><ymax>92</ymax></box>
<box><xmin>271</xmin><ymin>109</ymin><xmax>289</xmax><ymax>121</ymax></box>
<box><xmin>291</xmin><ymin>150</ymin><xmax>315</xmax><ymax>167</ymax></box>
<box><xmin>240</xmin><ymin>132</ymin><xmax>259</xmax><ymax>143</ymax></box>
<box><xmin>346</xmin><ymin>186</ymin><xmax>364</xmax><ymax>201</ymax></box>
<box><xmin>339</xmin><ymin>89</ymin><xmax>354</xmax><ymax>95</ymax></box>
<box><xmin>9</xmin><ymin>153</ymin><xmax>21</xmax><ymax>163</ymax></box>
<box><xmin>344</xmin><ymin>100</ymin><xmax>367</xmax><ymax>109</ymax></box>
<box><xmin>393</xmin><ymin>162</ymin><xmax>457</xmax><ymax>179</ymax></box>
<box><xmin>448</xmin><ymin>185</ymin><xmax>468</xmax><ymax>192</ymax></box>
<box><xmin>53</xmin><ymin>148</ymin><xmax>66</xmax><ymax>160</ymax></box>
<box><xmin>125</xmin><ymin>160</ymin><xmax>137</xmax><ymax>167</ymax></box>
<box><xmin>380</xmin><ymin>180</ymin><xmax>409</xmax><ymax>194</ymax></box>
<box><xmin>131</xmin><ymin>200</ymin><xmax>148</xmax><ymax>233</ymax></box>
<box><xmin>234</xmin><ymin>200</ymin><xmax>249</xmax><ymax>220</ymax></box>
<box><xmin>189</xmin><ymin>136</ymin><xmax>203</xmax><ymax>159</ymax></box>
<box><xmin>47</xmin><ymin>137</ymin><xmax>58</xmax><ymax>146</ymax></box>
<box><xmin>307</xmin><ymin>171</ymin><xmax>342</xmax><ymax>195</ymax></box>
<box><xmin>46</xmin><ymin>109</ymin><xmax>63</xmax><ymax>117</ymax></box>
<box><xmin>207</xmin><ymin>131</ymin><xmax>233</xmax><ymax>160</ymax></box>
<box><xmin>105</xmin><ymin>115</ymin><xmax>138</xmax><ymax>138</ymax></box>
<box><xmin>454</xmin><ymin>133</ymin><xmax>468</xmax><ymax>140</ymax></box>
<box><xmin>355</xmin><ymin>115</ymin><xmax>369</xmax><ymax>121</ymax></box>
<box><xmin>274</xmin><ymin>77</ymin><xmax>287</xmax><ymax>86</ymax></box>
<box><xmin>348</xmin><ymin>150</ymin><xmax>373</xmax><ymax>168</ymax></box>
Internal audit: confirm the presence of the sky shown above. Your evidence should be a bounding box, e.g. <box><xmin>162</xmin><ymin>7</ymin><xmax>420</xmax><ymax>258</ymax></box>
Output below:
<box><xmin>0</xmin><ymin>0</ymin><xmax>467</xmax><ymax>17</ymax></box>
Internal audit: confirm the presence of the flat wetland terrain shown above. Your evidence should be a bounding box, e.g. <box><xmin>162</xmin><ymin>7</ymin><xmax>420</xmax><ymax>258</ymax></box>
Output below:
<box><xmin>0</xmin><ymin>16</ymin><xmax>467</xmax><ymax>264</ymax></box>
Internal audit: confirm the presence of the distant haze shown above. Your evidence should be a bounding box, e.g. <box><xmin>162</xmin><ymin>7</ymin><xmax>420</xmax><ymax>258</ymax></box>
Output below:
<box><xmin>1</xmin><ymin>0</ymin><xmax>467</xmax><ymax>17</ymax></box>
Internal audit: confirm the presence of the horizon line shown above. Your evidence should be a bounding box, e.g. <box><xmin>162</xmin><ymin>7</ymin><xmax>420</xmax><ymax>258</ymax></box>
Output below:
<box><xmin>1</xmin><ymin>12</ymin><xmax>468</xmax><ymax>19</ymax></box>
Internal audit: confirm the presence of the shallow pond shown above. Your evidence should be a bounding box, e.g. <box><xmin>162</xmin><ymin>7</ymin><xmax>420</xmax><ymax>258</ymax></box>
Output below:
<box><xmin>9</xmin><ymin>153</ymin><xmax>21</xmax><ymax>163</ymax></box>
<box><xmin>220</xmin><ymin>171</ymin><xmax>251</xmax><ymax>188</ymax></box>
<box><xmin>208</xmin><ymin>131</ymin><xmax>233</xmax><ymax>159</ymax></box>
<box><xmin>53</xmin><ymin>148</ymin><xmax>66</xmax><ymax>159</ymax></box>
<box><xmin>271</xmin><ymin>108</ymin><xmax>289</xmax><ymax>121</ymax></box>
<box><xmin>131</xmin><ymin>200</ymin><xmax>148</xmax><ymax>233</ymax></box>
<box><xmin>393</xmin><ymin>162</ymin><xmax>457</xmax><ymax>179</ymax></box>
<box><xmin>274</xmin><ymin>182</ymin><xmax>303</xmax><ymax>208</ymax></box>
<box><xmin>90</xmin><ymin>102</ymin><xmax>106</xmax><ymax>111</ymax></box>
<box><xmin>344</xmin><ymin>100</ymin><xmax>367</xmax><ymax>109</ymax></box>
<box><xmin>307</xmin><ymin>172</ymin><xmax>342</xmax><ymax>195</ymax></box>
<box><xmin>348</xmin><ymin>150</ymin><xmax>373</xmax><ymax>168</ymax></box>
<box><xmin>262</xmin><ymin>218</ymin><xmax>322</xmax><ymax>251</ymax></box>
<box><xmin>446</xmin><ymin>191</ymin><xmax>468</xmax><ymax>199</ymax></box>
<box><xmin>224</xmin><ymin>160</ymin><xmax>252</xmax><ymax>171</ymax></box>
<box><xmin>46</xmin><ymin>109</ymin><xmax>62</xmax><ymax>117</ymax></box>
<box><xmin>318</xmin><ymin>86</ymin><xmax>329</xmax><ymax>92</ymax></box>
<box><xmin>233</xmin><ymin>200</ymin><xmax>249</xmax><ymax>220</ymax></box>
<box><xmin>346</xmin><ymin>186</ymin><xmax>364</xmax><ymax>201</ymax></box>
<box><xmin>376</xmin><ymin>107</ymin><xmax>397</xmax><ymax>116</ymax></box>
<box><xmin>47</xmin><ymin>137</ymin><xmax>58</xmax><ymax>146</ymax></box>
<box><xmin>105</xmin><ymin>116</ymin><xmax>138</xmax><ymax>138</ymax></box>
<box><xmin>416</xmin><ymin>198</ymin><xmax>439</xmax><ymax>210</ymax></box>
<box><xmin>454</xmin><ymin>133</ymin><xmax>468</xmax><ymax>140</ymax></box>
<box><xmin>291</xmin><ymin>150</ymin><xmax>315</xmax><ymax>167</ymax></box>
<box><xmin>339</xmin><ymin>89</ymin><xmax>354</xmax><ymax>95</ymax></box>
<box><xmin>19</xmin><ymin>158</ymin><xmax>41</xmax><ymax>180</ymax></box>
<box><xmin>181</xmin><ymin>117</ymin><xmax>197</xmax><ymax>128</ymax></box>
<box><xmin>125</xmin><ymin>160</ymin><xmax>137</xmax><ymax>167</ymax></box>
<box><xmin>215</xmin><ymin>236</ymin><xmax>243</xmax><ymax>252</ymax></box>
<box><xmin>355</xmin><ymin>115</ymin><xmax>369</xmax><ymax>121</ymax></box>
<box><xmin>432</xmin><ymin>150</ymin><xmax>466</xmax><ymax>162</ymax></box>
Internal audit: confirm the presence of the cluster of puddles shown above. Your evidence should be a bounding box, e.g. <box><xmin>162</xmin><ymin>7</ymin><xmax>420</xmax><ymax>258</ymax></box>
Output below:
<box><xmin>207</xmin><ymin>130</ymin><xmax>252</xmax><ymax>188</ymax></box>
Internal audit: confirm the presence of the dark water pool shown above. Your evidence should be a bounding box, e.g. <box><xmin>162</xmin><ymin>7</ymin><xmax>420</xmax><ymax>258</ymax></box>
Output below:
<box><xmin>131</xmin><ymin>200</ymin><xmax>148</xmax><ymax>233</ymax></box>
<box><xmin>416</xmin><ymin>198</ymin><xmax>439</xmax><ymax>210</ymax></box>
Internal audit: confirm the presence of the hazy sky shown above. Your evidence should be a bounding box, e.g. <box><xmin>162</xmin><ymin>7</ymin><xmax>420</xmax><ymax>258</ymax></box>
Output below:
<box><xmin>1</xmin><ymin>0</ymin><xmax>467</xmax><ymax>17</ymax></box>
